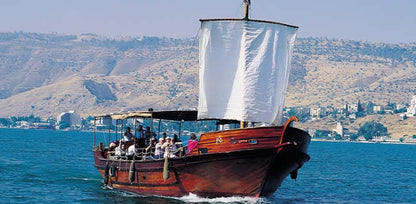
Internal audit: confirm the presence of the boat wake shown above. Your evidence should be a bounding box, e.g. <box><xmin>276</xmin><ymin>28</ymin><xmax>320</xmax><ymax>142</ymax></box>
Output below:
<box><xmin>66</xmin><ymin>177</ymin><xmax>101</xmax><ymax>181</ymax></box>
<box><xmin>102</xmin><ymin>189</ymin><xmax>272</xmax><ymax>203</ymax></box>
<box><xmin>178</xmin><ymin>193</ymin><xmax>267</xmax><ymax>204</ymax></box>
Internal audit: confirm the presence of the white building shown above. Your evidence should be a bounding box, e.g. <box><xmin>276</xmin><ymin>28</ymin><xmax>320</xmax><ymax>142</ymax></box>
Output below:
<box><xmin>347</xmin><ymin>104</ymin><xmax>358</xmax><ymax>113</ymax></box>
<box><xmin>373</xmin><ymin>105</ymin><xmax>384</xmax><ymax>113</ymax></box>
<box><xmin>310</xmin><ymin>107</ymin><xmax>326</xmax><ymax>118</ymax></box>
<box><xmin>333</xmin><ymin>121</ymin><xmax>349</xmax><ymax>138</ymax></box>
<box><xmin>57</xmin><ymin>110</ymin><xmax>81</xmax><ymax>128</ymax></box>
<box><xmin>405</xmin><ymin>95</ymin><xmax>416</xmax><ymax>116</ymax></box>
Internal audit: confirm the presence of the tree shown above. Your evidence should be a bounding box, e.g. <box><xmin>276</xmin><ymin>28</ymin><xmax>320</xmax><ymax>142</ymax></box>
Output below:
<box><xmin>365</xmin><ymin>101</ymin><xmax>375</xmax><ymax>115</ymax></box>
<box><xmin>349</xmin><ymin>133</ymin><xmax>359</xmax><ymax>141</ymax></box>
<box><xmin>358</xmin><ymin>121</ymin><xmax>388</xmax><ymax>140</ymax></box>
<box><xmin>82</xmin><ymin>116</ymin><xmax>94</xmax><ymax>128</ymax></box>
<box><xmin>59</xmin><ymin>121</ymin><xmax>70</xmax><ymax>130</ymax></box>
<box><xmin>387</xmin><ymin>102</ymin><xmax>396</xmax><ymax>110</ymax></box>
<box><xmin>286</xmin><ymin>107</ymin><xmax>309</xmax><ymax>122</ymax></box>
<box><xmin>333</xmin><ymin>132</ymin><xmax>343</xmax><ymax>140</ymax></box>
<box><xmin>356</xmin><ymin>100</ymin><xmax>365</xmax><ymax>118</ymax></box>
<box><xmin>0</xmin><ymin>118</ymin><xmax>11</xmax><ymax>127</ymax></box>
<box><xmin>314</xmin><ymin>130</ymin><xmax>329</xmax><ymax>139</ymax></box>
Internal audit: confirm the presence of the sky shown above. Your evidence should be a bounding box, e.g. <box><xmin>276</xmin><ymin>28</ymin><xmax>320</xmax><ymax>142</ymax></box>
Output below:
<box><xmin>1</xmin><ymin>0</ymin><xmax>415</xmax><ymax>44</ymax></box>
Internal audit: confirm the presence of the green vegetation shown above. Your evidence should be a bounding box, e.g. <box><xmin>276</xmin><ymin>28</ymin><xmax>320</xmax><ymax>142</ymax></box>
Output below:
<box><xmin>0</xmin><ymin>115</ymin><xmax>42</xmax><ymax>127</ymax></box>
<box><xmin>358</xmin><ymin>121</ymin><xmax>388</xmax><ymax>140</ymax></box>
<box><xmin>58</xmin><ymin>121</ymin><xmax>70</xmax><ymax>130</ymax></box>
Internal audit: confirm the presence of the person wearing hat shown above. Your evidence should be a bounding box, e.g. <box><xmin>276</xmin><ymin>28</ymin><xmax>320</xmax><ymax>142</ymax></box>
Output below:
<box><xmin>154</xmin><ymin>138</ymin><xmax>165</xmax><ymax>158</ymax></box>
<box><xmin>109</xmin><ymin>140</ymin><xmax>119</xmax><ymax>151</ymax></box>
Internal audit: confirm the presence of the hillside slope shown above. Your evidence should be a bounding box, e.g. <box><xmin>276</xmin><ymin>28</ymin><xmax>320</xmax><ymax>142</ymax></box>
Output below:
<box><xmin>1</xmin><ymin>32</ymin><xmax>416</xmax><ymax>127</ymax></box>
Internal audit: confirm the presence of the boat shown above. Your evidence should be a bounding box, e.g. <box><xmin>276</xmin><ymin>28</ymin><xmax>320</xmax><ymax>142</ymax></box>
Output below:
<box><xmin>92</xmin><ymin>0</ymin><xmax>311</xmax><ymax>198</ymax></box>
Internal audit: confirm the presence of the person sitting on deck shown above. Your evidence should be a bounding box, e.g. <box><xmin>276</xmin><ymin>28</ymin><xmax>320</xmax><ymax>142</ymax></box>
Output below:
<box><xmin>162</xmin><ymin>137</ymin><xmax>178</xmax><ymax>158</ymax></box>
<box><xmin>145</xmin><ymin>137</ymin><xmax>157</xmax><ymax>154</ymax></box>
<box><xmin>109</xmin><ymin>140</ymin><xmax>119</xmax><ymax>151</ymax></box>
<box><xmin>127</xmin><ymin>142</ymin><xmax>139</xmax><ymax>160</ymax></box>
<box><xmin>115</xmin><ymin>141</ymin><xmax>127</xmax><ymax>157</ymax></box>
<box><xmin>154</xmin><ymin>138</ymin><xmax>165</xmax><ymax>159</ymax></box>
<box><xmin>181</xmin><ymin>133</ymin><xmax>198</xmax><ymax>154</ymax></box>
<box><xmin>123</xmin><ymin>127</ymin><xmax>134</xmax><ymax>142</ymax></box>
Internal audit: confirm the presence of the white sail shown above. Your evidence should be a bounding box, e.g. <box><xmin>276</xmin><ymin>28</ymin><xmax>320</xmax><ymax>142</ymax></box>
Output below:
<box><xmin>198</xmin><ymin>19</ymin><xmax>297</xmax><ymax>125</ymax></box>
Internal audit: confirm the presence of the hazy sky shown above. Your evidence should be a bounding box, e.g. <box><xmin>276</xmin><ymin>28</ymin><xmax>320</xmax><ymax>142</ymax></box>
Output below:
<box><xmin>1</xmin><ymin>0</ymin><xmax>415</xmax><ymax>43</ymax></box>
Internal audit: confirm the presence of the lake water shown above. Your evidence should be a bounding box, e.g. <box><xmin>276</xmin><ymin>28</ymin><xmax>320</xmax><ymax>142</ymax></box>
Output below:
<box><xmin>1</xmin><ymin>128</ymin><xmax>415</xmax><ymax>203</ymax></box>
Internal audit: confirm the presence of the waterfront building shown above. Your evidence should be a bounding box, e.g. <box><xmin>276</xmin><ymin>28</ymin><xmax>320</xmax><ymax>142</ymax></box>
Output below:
<box><xmin>57</xmin><ymin>110</ymin><xmax>81</xmax><ymax>129</ymax></box>
<box><xmin>333</xmin><ymin>121</ymin><xmax>349</xmax><ymax>139</ymax></box>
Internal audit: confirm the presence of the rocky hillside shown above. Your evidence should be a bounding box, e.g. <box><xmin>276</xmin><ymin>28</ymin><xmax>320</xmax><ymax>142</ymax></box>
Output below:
<box><xmin>288</xmin><ymin>38</ymin><xmax>416</xmax><ymax>108</ymax></box>
<box><xmin>1</xmin><ymin>32</ymin><xmax>416</xmax><ymax>121</ymax></box>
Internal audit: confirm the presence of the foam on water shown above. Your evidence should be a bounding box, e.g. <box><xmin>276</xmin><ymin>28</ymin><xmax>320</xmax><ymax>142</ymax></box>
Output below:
<box><xmin>179</xmin><ymin>193</ymin><xmax>264</xmax><ymax>203</ymax></box>
<box><xmin>65</xmin><ymin>177</ymin><xmax>101</xmax><ymax>181</ymax></box>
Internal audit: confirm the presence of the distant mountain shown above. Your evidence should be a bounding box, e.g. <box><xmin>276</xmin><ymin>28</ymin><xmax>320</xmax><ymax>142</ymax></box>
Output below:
<box><xmin>1</xmin><ymin>32</ymin><xmax>415</xmax><ymax>119</ymax></box>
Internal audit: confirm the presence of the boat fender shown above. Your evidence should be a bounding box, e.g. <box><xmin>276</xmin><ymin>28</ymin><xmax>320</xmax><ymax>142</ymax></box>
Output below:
<box><xmin>163</xmin><ymin>155</ymin><xmax>169</xmax><ymax>181</ymax></box>
<box><xmin>104</xmin><ymin>164</ymin><xmax>109</xmax><ymax>184</ymax></box>
<box><xmin>129</xmin><ymin>161</ymin><xmax>135</xmax><ymax>182</ymax></box>
<box><xmin>109</xmin><ymin>165</ymin><xmax>116</xmax><ymax>177</ymax></box>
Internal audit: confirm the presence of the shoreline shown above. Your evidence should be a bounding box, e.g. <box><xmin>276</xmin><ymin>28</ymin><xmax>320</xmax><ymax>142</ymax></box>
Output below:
<box><xmin>312</xmin><ymin>138</ymin><xmax>416</xmax><ymax>145</ymax></box>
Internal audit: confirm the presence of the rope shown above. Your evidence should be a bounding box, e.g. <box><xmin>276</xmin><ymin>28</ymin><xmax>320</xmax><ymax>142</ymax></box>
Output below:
<box><xmin>167</xmin><ymin>27</ymin><xmax>200</xmax><ymax>107</ymax></box>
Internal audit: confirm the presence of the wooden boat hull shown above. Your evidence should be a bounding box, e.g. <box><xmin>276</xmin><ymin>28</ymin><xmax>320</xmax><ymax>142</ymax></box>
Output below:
<box><xmin>93</xmin><ymin>126</ymin><xmax>310</xmax><ymax>198</ymax></box>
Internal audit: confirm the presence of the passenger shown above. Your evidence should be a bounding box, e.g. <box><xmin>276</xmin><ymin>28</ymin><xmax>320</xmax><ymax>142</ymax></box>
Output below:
<box><xmin>182</xmin><ymin>133</ymin><xmax>198</xmax><ymax>154</ymax></box>
<box><xmin>127</xmin><ymin>142</ymin><xmax>139</xmax><ymax>159</ymax></box>
<box><xmin>163</xmin><ymin>137</ymin><xmax>177</xmax><ymax>158</ymax></box>
<box><xmin>137</xmin><ymin>125</ymin><xmax>145</xmax><ymax>139</ymax></box>
<box><xmin>115</xmin><ymin>141</ymin><xmax>127</xmax><ymax>156</ymax></box>
<box><xmin>173</xmin><ymin>134</ymin><xmax>181</xmax><ymax>143</ymax></box>
<box><xmin>173</xmin><ymin>134</ymin><xmax>182</xmax><ymax>148</ymax></box>
<box><xmin>145</xmin><ymin>138</ymin><xmax>157</xmax><ymax>153</ymax></box>
<box><xmin>172</xmin><ymin>134</ymin><xmax>182</xmax><ymax>156</ymax></box>
<box><xmin>154</xmin><ymin>138</ymin><xmax>165</xmax><ymax>158</ymax></box>
<box><xmin>123</xmin><ymin>127</ymin><xmax>134</xmax><ymax>142</ymax></box>
<box><xmin>109</xmin><ymin>140</ymin><xmax>119</xmax><ymax>151</ymax></box>
<box><xmin>162</xmin><ymin>132</ymin><xmax>167</xmax><ymax>141</ymax></box>
<box><xmin>143</xmin><ymin>126</ymin><xmax>156</xmax><ymax>146</ymax></box>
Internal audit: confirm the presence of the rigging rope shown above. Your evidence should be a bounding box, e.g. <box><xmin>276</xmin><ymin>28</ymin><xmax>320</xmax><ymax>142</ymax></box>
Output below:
<box><xmin>166</xmin><ymin>2</ymin><xmax>246</xmax><ymax>108</ymax></box>
<box><xmin>167</xmin><ymin>27</ymin><xmax>200</xmax><ymax>107</ymax></box>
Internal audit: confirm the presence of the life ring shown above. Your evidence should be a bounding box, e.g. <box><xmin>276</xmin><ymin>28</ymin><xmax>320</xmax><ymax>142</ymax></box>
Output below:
<box><xmin>104</xmin><ymin>164</ymin><xmax>109</xmax><ymax>184</ymax></box>
<box><xmin>109</xmin><ymin>165</ymin><xmax>116</xmax><ymax>177</ymax></box>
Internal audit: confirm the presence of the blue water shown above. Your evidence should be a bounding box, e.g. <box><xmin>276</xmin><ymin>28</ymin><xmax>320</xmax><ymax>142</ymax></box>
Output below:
<box><xmin>1</xmin><ymin>128</ymin><xmax>415</xmax><ymax>204</ymax></box>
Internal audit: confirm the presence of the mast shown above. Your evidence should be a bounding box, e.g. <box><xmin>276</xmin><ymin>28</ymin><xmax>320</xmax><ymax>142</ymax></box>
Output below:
<box><xmin>241</xmin><ymin>0</ymin><xmax>250</xmax><ymax>127</ymax></box>
<box><xmin>243</xmin><ymin>0</ymin><xmax>250</xmax><ymax>20</ymax></box>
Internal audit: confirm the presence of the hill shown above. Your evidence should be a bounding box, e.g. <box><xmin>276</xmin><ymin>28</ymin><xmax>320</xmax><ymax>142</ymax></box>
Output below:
<box><xmin>1</xmin><ymin>32</ymin><xmax>416</xmax><ymax>137</ymax></box>
<box><xmin>0</xmin><ymin>32</ymin><xmax>199</xmax><ymax>117</ymax></box>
